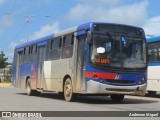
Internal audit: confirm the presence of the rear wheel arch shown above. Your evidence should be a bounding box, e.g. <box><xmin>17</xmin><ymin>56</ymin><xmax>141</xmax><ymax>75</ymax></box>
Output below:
<box><xmin>25</xmin><ymin>76</ymin><xmax>30</xmax><ymax>89</ymax></box>
<box><xmin>26</xmin><ymin>77</ymin><xmax>39</xmax><ymax>96</ymax></box>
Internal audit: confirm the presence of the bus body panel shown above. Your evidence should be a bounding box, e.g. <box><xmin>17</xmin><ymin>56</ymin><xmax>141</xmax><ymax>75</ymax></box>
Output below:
<box><xmin>20</xmin><ymin>63</ymin><xmax>35</xmax><ymax>89</ymax></box>
<box><xmin>43</xmin><ymin>57</ymin><xmax>85</xmax><ymax>93</ymax></box>
<box><xmin>147</xmin><ymin>64</ymin><xmax>160</xmax><ymax>91</ymax></box>
<box><xmin>43</xmin><ymin>61</ymin><xmax>52</xmax><ymax>90</ymax></box>
<box><xmin>50</xmin><ymin>58</ymin><xmax>73</xmax><ymax>91</ymax></box>
<box><xmin>147</xmin><ymin>36</ymin><xmax>160</xmax><ymax>93</ymax></box>
<box><xmin>86</xmin><ymin>80</ymin><xmax>146</xmax><ymax>95</ymax></box>
<box><xmin>85</xmin><ymin>62</ymin><xmax>147</xmax><ymax>95</ymax></box>
<box><xmin>12</xmin><ymin>65</ymin><xmax>16</xmax><ymax>86</ymax></box>
<box><xmin>12</xmin><ymin>22</ymin><xmax>147</xmax><ymax>97</ymax></box>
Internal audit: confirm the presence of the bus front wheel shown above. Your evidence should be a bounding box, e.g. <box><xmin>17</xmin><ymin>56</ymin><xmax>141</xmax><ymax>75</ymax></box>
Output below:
<box><xmin>64</xmin><ymin>78</ymin><xmax>76</xmax><ymax>102</ymax></box>
<box><xmin>110</xmin><ymin>94</ymin><xmax>124</xmax><ymax>102</ymax></box>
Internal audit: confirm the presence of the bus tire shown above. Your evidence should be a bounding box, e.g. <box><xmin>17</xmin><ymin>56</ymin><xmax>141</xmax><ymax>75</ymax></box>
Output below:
<box><xmin>148</xmin><ymin>91</ymin><xmax>157</xmax><ymax>96</ymax></box>
<box><xmin>110</xmin><ymin>94</ymin><xmax>124</xmax><ymax>102</ymax></box>
<box><xmin>26</xmin><ymin>79</ymin><xmax>36</xmax><ymax>96</ymax></box>
<box><xmin>64</xmin><ymin>78</ymin><xmax>76</xmax><ymax>102</ymax></box>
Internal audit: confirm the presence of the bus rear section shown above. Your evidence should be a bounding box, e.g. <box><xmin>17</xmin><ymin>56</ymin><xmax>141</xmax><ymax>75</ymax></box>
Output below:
<box><xmin>147</xmin><ymin>36</ymin><xmax>160</xmax><ymax>96</ymax></box>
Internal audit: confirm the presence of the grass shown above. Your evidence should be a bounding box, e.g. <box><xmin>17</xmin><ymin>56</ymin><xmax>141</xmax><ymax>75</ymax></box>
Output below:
<box><xmin>0</xmin><ymin>82</ymin><xmax>12</xmax><ymax>86</ymax></box>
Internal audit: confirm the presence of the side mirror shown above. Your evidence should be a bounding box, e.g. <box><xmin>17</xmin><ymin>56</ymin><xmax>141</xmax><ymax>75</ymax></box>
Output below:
<box><xmin>87</xmin><ymin>31</ymin><xmax>92</xmax><ymax>44</ymax></box>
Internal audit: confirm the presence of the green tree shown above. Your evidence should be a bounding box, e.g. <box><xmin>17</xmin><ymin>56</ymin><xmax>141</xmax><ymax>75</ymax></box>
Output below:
<box><xmin>0</xmin><ymin>51</ymin><xmax>8</xmax><ymax>68</ymax></box>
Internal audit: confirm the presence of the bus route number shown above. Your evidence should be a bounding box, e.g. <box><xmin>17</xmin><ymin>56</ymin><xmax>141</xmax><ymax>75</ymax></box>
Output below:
<box><xmin>95</xmin><ymin>58</ymin><xmax>110</xmax><ymax>64</ymax></box>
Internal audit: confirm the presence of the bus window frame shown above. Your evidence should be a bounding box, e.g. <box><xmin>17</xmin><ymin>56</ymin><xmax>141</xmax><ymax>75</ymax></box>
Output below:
<box><xmin>61</xmin><ymin>34</ymin><xmax>74</xmax><ymax>59</ymax></box>
<box><xmin>148</xmin><ymin>41</ymin><xmax>160</xmax><ymax>62</ymax></box>
<box><xmin>48</xmin><ymin>37</ymin><xmax>62</xmax><ymax>60</ymax></box>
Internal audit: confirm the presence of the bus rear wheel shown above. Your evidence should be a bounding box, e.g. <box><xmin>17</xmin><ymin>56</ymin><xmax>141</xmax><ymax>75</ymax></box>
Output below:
<box><xmin>64</xmin><ymin>78</ymin><xmax>76</xmax><ymax>102</ymax></box>
<box><xmin>110</xmin><ymin>94</ymin><xmax>124</xmax><ymax>102</ymax></box>
<box><xmin>148</xmin><ymin>91</ymin><xmax>157</xmax><ymax>96</ymax></box>
<box><xmin>26</xmin><ymin>79</ymin><xmax>37</xmax><ymax>96</ymax></box>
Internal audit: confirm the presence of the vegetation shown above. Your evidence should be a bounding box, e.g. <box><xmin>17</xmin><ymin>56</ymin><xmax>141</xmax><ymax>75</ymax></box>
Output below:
<box><xmin>0</xmin><ymin>51</ymin><xmax>8</xmax><ymax>68</ymax></box>
<box><xmin>0</xmin><ymin>51</ymin><xmax>11</xmax><ymax>82</ymax></box>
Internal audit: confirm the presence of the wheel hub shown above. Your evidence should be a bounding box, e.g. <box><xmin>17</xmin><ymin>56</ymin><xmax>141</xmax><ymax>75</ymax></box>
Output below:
<box><xmin>65</xmin><ymin>83</ymin><xmax>71</xmax><ymax>97</ymax></box>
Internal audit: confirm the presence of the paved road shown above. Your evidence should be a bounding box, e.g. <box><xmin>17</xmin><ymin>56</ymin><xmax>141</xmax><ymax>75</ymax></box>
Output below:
<box><xmin>0</xmin><ymin>86</ymin><xmax>160</xmax><ymax>120</ymax></box>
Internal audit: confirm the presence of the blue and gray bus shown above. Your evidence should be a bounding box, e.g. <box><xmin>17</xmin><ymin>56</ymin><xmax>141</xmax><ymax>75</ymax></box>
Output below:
<box><xmin>147</xmin><ymin>36</ymin><xmax>160</xmax><ymax>95</ymax></box>
<box><xmin>12</xmin><ymin>22</ymin><xmax>147</xmax><ymax>102</ymax></box>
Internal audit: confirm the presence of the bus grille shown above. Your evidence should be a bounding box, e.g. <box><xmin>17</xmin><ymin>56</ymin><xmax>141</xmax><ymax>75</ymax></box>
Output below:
<box><xmin>105</xmin><ymin>80</ymin><xmax>135</xmax><ymax>84</ymax></box>
<box><xmin>105</xmin><ymin>88</ymin><xmax>134</xmax><ymax>92</ymax></box>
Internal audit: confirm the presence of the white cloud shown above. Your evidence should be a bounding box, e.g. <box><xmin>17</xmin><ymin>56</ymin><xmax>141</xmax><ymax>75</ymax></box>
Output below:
<box><xmin>66</xmin><ymin>0</ymin><xmax>148</xmax><ymax>26</ymax></box>
<box><xmin>96</xmin><ymin>0</ymin><xmax>122</xmax><ymax>5</ymax></box>
<box><xmin>0</xmin><ymin>16</ymin><xmax>14</xmax><ymax>38</ymax></box>
<box><xmin>143</xmin><ymin>16</ymin><xmax>160</xmax><ymax>36</ymax></box>
<box><xmin>30</xmin><ymin>21</ymin><xmax>60</xmax><ymax>40</ymax></box>
<box><xmin>0</xmin><ymin>0</ymin><xmax>4</xmax><ymax>5</ymax></box>
<box><xmin>77</xmin><ymin>0</ymin><xmax>122</xmax><ymax>6</ymax></box>
<box><xmin>6</xmin><ymin>21</ymin><xmax>60</xmax><ymax>62</ymax></box>
<box><xmin>106</xmin><ymin>1</ymin><xmax>148</xmax><ymax>26</ymax></box>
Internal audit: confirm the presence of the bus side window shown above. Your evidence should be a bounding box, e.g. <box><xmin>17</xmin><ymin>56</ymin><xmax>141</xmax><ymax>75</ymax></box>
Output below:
<box><xmin>24</xmin><ymin>48</ymin><xmax>26</xmax><ymax>55</ymax></box>
<box><xmin>61</xmin><ymin>34</ymin><xmax>74</xmax><ymax>59</ymax></box>
<box><xmin>13</xmin><ymin>50</ymin><xmax>18</xmax><ymax>65</ymax></box>
<box><xmin>50</xmin><ymin>40</ymin><xmax>53</xmax><ymax>49</ymax></box>
<box><xmin>24</xmin><ymin>47</ymin><xmax>28</xmax><ymax>64</ymax></box>
<box><xmin>23</xmin><ymin>46</ymin><xmax>31</xmax><ymax>63</ymax></box>
<box><xmin>30</xmin><ymin>44</ymin><xmax>37</xmax><ymax>62</ymax></box>
<box><xmin>30</xmin><ymin>45</ymin><xmax>33</xmax><ymax>54</ymax></box>
<box><xmin>157</xmin><ymin>42</ymin><xmax>160</xmax><ymax>61</ymax></box>
<box><xmin>48</xmin><ymin>37</ymin><xmax>61</xmax><ymax>60</ymax></box>
<box><xmin>148</xmin><ymin>42</ymin><xmax>158</xmax><ymax>62</ymax></box>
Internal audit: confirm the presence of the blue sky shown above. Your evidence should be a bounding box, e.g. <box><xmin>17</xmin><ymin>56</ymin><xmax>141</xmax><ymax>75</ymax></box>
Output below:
<box><xmin>0</xmin><ymin>0</ymin><xmax>160</xmax><ymax>62</ymax></box>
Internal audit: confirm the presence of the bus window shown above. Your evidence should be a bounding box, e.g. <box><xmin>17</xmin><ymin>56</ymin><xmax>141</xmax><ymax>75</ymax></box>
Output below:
<box><xmin>148</xmin><ymin>42</ymin><xmax>158</xmax><ymax>62</ymax></box>
<box><xmin>61</xmin><ymin>34</ymin><xmax>74</xmax><ymax>59</ymax></box>
<box><xmin>23</xmin><ymin>46</ymin><xmax>31</xmax><ymax>63</ymax></box>
<box><xmin>30</xmin><ymin>45</ymin><xmax>37</xmax><ymax>54</ymax></box>
<box><xmin>50</xmin><ymin>40</ymin><xmax>53</xmax><ymax>49</ymax></box>
<box><xmin>30</xmin><ymin>44</ymin><xmax>37</xmax><ymax>62</ymax></box>
<box><xmin>13</xmin><ymin>50</ymin><xmax>17</xmax><ymax>65</ymax></box>
<box><xmin>30</xmin><ymin>45</ymin><xmax>33</xmax><ymax>54</ymax></box>
<box><xmin>48</xmin><ymin>37</ymin><xmax>61</xmax><ymax>60</ymax></box>
<box><xmin>25</xmin><ymin>46</ymin><xmax>30</xmax><ymax>55</ymax></box>
<box><xmin>156</xmin><ymin>42</ymin><xmax>160</xmax><ymax>61</ymax></box>
<box><xmin>53</xmin><ymin>37</ymin><xmax>62</xmax><ymax>49</ymax></box>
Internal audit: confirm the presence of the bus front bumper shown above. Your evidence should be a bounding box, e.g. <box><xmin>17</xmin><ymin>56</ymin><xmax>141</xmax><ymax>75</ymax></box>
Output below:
<box><xmin>86</xmin><ymin>80</ymin><xmax>147</xmax><ymax>96</ymax></box>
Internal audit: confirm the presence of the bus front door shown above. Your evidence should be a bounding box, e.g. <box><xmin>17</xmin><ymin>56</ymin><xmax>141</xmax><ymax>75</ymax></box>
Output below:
<box><xmin>37</xmin><ymin>45</ymin><xmax>46</xmax><ymax>89</ymax></box>
<box><xmin>76</xmin><ymin>37</ymin><xmax>86</xmax><ymax>91</ymax></box>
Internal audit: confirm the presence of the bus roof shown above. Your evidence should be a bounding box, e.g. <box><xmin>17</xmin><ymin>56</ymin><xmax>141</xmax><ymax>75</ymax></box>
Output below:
<box><xmin>15</xmin><ymin>34</ymin><xmax>54</xmax><ymax>49</ymax></box>
<box><xmin>147</xmin><ymin>36</ymin><xmax>160</xmax><ymax>43</ymax></box>
<box><xmin>15</xmin><ymin>22</ymin><xmax>143</xmax><ymax>50</ymax></box>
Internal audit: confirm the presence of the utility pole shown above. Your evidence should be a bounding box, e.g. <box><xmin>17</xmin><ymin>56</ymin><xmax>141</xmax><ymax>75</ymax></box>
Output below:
<box><xmin>24</xmin><ymin>15</ymin><xmax>34</xmax><ymax>42</ymax></box>
<box><xmin>6</xmin><ymin>13</ymin><xmax>50</xmax><ymax>42</ymax></box>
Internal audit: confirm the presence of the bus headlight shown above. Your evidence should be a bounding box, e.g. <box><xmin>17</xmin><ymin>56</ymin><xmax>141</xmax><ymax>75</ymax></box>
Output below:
<box><xmin>141</xmin><ymin>78</ymin><xmax>145</xmax><ymax>81</ymax></box>
<box><xmin>139</xmin><ymin>77</ymin><xmax>146</xmax><ymax>84</ymax></box>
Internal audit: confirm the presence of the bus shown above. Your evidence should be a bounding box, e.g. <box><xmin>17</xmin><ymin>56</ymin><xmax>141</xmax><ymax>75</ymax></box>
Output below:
<box><xmin>147</xmin><ymin>36</ymin><xmax>160</xmax><ymax>96</ymax></box>
<box><xmin>12</xmin><ymin>22</ymin><xmax>147</xmax><ymax>102</ymax></box>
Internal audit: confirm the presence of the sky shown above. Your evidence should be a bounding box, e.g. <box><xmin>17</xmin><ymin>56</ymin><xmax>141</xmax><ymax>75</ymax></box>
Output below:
<box><xmin>0</xmin><ymin>0</ymin><xmax>160</xmax><ymax>62</ymax></box>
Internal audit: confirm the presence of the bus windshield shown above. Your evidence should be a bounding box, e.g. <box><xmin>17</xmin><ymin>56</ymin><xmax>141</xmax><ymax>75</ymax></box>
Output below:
<box><xmin>90</xmin><ymin>32</ymin><xmax>146</xmax><ymax>69</ymax></box>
